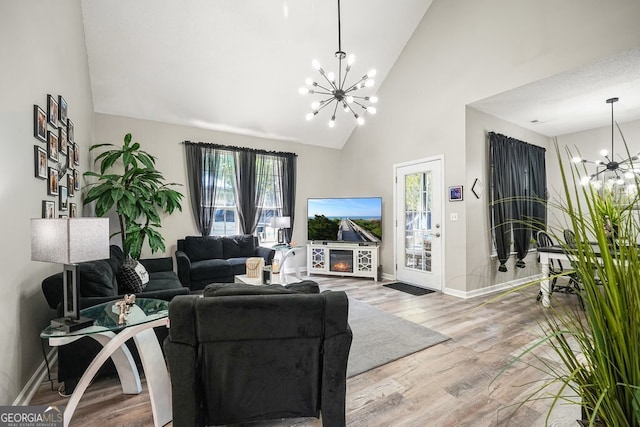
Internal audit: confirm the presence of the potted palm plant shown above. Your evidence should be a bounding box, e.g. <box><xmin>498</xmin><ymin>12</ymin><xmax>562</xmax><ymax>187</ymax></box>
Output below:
<box><xmin>83</xmin><ymin>133</ymin><xmax>183</xmax><ymax>259</ymax></box>
<box><xmin>501</xmin><ymin>143</ymin><xmax>640</xmax><ymax>426</ymax></box>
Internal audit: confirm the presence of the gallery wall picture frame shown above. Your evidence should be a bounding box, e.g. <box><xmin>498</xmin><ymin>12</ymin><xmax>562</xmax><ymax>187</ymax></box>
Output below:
<box><xmin>47</xmin><ymin>94</ymin><xmax>59</xmax><ymax>128</ymax></box>
<box><xmin>67</xmin><ymin>119</ymin><xmax>74</xmax><ymax>143</ymax></box>
<box><xmin>42</xmin><ymin>200</ymin><xmax>55</xmax><ymax>219</ymax></box>
<box><xmin>47</xmin><ymin>130</ymin><xmax>59</xmax><ymax>161</ymax></box>
<box><xmin>73</xmin><ymin>142</ymin><xmax>79</xmax><ymax>166</ymax></box>
<box><xmin>34</xmin><ymin>105</ymin><xmax>47</xmax><ymax>142</ymax></box>
<box><xmin>58</xmin><ymin>95</ymin><xmax>67</xmax><ymax>126</ymax></box>
<box><xmin>59</xmin><ymin>127</ymin><xmax>68</xmax><ymax>155</ymax></box>
<box><xmin>34</xmin><ymin>146</ymin><xmax>47</xmax><ymax>179</ymax></box>
<box><xmin>48</xmin><ymin>167</ymin><xmax>59</xmax><ymax>196</ymax></box>
<box><xmin>69</xmin><ymin>202</ymin><xmax>77</xmax><ymax>218</ymax></box>
<box><xmin>67</xmin><ymin>174</ymin><xmax>75</xmax><ymax>197</ymax></box>
<box><xmin>449</xmin><ymin>185</ymin><xmax>463</xmax><ymax>202</ymax></box>
<box><xmin>59</xmin><ymin>185</ymin><xmax>68</xmax><ymax>210</ymax></box>
<box><xmin>73</xmin><ymin>169</ymin><xmax>80</xmax><ymax>191</ymax></box>
<box><xmin>67</xmin><ymin>145</ymin><xmax>74</xmax><ymax>167</ymax></box>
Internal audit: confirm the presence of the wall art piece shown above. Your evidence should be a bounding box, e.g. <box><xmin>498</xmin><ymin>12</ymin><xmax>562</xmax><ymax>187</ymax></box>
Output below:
<box><xmin>69</xmin><ymin>202</ymin><xmax>77</xmax><ymax>218</ymax></box>
<box><xmin>47</xmin><ymin>94</ymin><xmax>59</xmax><ymax>128</ymax></box>
<box><xmin>42</xmin><ymin>200</ymin><xmax>55</xmax><ymax>219</ymax></box>
<box><xmin>34</xmin><ymin>105</ymin><xmax>47</xmax><ymax>142</ymax></box>
<box><xmin>67</xmin><ymin>144</ymin><xmax>74</xmax><ymax>167</ymax></box>
<box><xmin>67</xmin><ymin>174</ymin><xmax>75</xmax><ymax>197</ymax></box>
<box><xmin>73</xmin><ymin>169</ymin><xmax>80</xmax><ymax>191</ymax></box>
<box><xmin>67</xmin><ymin>119</ymin><xmax>74</xmax><ymax>143</ymax></box>
<box><xmin>449</xmin><ymin>185</ymin><xmax>463</xmax><ymax>201</ymax></box>
<box><xmin>59</xmin><ymin>127</ymin><xmax>68</xmax><ymax>156</ymax></box>
<box><xmin>47</xmin><ymin>130</ymin><xmax>59</xmax><ymax>161</ymax></box>
<box><xmin>58</xmin><ymin>214</ymin><xmax>68</xmax><ymax>219</ymax></box>
<box><xmin>34</xmin><ymin>146</ymin><xmax>47</xmax><ymax>179</ymax></box>
<box><xmin>73</xmin><ymin>142</ymin><xmax>79</xmax><ymax>166</ymax></box>
<box><xmin>59</xmin><ymin>185</ymin><xmax>68</xmax><ymax>210</ymax></box>
<box><xmin>472</xmin><ymin>178</ymin><xmax>484</xmax><ymax>199</ymax></box>
<box><xmin>48</xmin><ymin>167</ymin><xmax>59</xmax><ymax>196</ymax></box>
<box><xmin>58</xmin><ymin>95</ymin><xmax>67</xmax><ymax>126</ymax></box>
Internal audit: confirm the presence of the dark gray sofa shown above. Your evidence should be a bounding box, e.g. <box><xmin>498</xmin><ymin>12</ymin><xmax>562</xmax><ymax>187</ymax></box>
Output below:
<box><xmin>41</xmin><ymin>245</ymin><xmax>189</xmax><ymax>392</ymax></box>
<box><xmin>175</xmin><ymin>235</ymin><xmax>275</xmax><ymax>290</ymax></box>
<box><xmin>164</xmin><ymin>282</ymin><xmax>352</xmax><ymax>426</ymax></box>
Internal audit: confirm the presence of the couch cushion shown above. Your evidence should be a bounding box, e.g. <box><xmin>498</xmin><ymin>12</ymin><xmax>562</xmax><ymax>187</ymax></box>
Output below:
<box><xmin>203</xmin><ymin>281</ymin><xmax>320</xmax><ymax>297</ymax></box>
<box><xmin>105</xmin><ymin>245</ymin><xmax>126</xmax><ymax>276</ymax></box>
<box><xmin>222</xmin><ymin>235</ymin><xmax>255</xmax><ymax>259</ymax></box>
<box><xmin>226</xmin><ymin>257</ymin><xmax>248</xmax><ymax>275</ymax></box>
<box><xmin>190</xmin><ymin>259</ymin><xmax>234</xmax><ymax>282</ymax></box>
<box><xmin>145</xmin><ymin>271</ymin><xmax>183</xmax><ymax>291</ymax></box>
<box><xmin>184</xmin><ymin>236</ymin><xmax>223</xmax><ymax>262</ymax></box>
<box><xmin>78</xmin><ymin>260</ymin><xmax>118</xmax><ymax>297</ymax></box>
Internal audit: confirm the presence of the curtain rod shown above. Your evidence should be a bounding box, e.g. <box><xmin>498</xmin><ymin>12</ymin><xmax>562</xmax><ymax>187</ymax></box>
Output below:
<box><xmin>181</xmin><ymin>140</ymin><xmax>297</xmax><ymax>157</ymax></box>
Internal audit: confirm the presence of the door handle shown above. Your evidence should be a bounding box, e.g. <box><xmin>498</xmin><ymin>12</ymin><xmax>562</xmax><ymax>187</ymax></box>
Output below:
<box><xmin>434</xmin><ymin>232</ymin><xmax>441</xmax><ymax>238</ymax></box>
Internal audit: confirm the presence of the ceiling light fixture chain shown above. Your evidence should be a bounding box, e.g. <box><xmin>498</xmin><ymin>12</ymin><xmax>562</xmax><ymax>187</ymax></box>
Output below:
<box><xmin>299</xmin><ymin>0</ymin><xmax>378</xmax><ymax>127</ymax></box>
<box><xmin>573</xmin><ymin>97</ymin><xmax>638</xmax><ymax>187</ymax></box>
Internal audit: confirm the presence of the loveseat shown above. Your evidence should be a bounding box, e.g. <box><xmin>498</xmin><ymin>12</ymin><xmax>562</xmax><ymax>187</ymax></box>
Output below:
<box><xmin>41</xmin><ymin>245</ymin><xmax>188</xmax><ymax>393</ymax></box>
<box><xmin>175</xmin><ymin>235</ymin><xmax>275</xmax><ymax>290</ymax></box>
<box><xmin>164</xmin><ymin>282</ymin><xmax>352</xmax><ymax>426</ymax></box>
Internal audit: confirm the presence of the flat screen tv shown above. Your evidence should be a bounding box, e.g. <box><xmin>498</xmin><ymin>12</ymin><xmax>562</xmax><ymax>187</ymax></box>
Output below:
<box><xmin>307</xmin><ymin>197</ymin><xmax>382</xmax><ymax>243</ymax></box>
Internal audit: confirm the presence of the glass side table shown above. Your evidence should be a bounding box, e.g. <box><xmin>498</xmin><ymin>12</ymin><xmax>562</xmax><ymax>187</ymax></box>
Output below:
<box><xmin>41</xmin><ymin>298</ymin><xmax>171</xmax><ymax>427</ymax></box>
<box><xmin>271</xmin><ymin>243</ymin><xmax>304</xmax><ymax>284</ymax></box>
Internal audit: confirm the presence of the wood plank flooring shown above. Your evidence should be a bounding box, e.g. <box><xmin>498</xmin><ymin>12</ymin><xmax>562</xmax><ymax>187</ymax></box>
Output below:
<box><xmin>31</xmin><ymin>275</ymin><xmax>583</xmax><ymax>426</ymax></box>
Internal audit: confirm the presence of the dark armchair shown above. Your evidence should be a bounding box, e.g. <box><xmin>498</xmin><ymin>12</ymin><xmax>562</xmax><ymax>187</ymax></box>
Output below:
<box><xmin>175</xmin><ymin>235</ymin><xmax>275</xmax><ymax>290</ymax></box>
<box><xmin>164</xmin><ymin>282</ymin><xmax>352</xmax><ymax>427</ymax></box>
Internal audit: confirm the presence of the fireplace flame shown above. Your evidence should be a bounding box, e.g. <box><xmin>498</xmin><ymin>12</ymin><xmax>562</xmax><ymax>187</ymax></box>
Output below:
<box><xmin>332</xmin><ymin>262</ymin><xmax>353</xmax><ymax>272</ymax></box>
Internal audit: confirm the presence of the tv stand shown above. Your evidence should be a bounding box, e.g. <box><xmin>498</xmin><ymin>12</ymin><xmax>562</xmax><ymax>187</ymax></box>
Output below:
<box><xmin>307</xmin><ymin>242</ymin><xmax>379</xmax><ymax>281</ymax></box>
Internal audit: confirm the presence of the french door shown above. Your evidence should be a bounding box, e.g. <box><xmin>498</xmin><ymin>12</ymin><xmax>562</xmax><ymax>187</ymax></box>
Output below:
<box><xmin>394</xmin><ymin>157</ymin><xmax>443</xmax><ymax>290</ymax></box>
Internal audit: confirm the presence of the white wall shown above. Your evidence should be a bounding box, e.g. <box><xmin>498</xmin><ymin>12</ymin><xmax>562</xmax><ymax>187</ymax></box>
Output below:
<box><xmin>0</xmin><ymin>1</ymin><xmax>94</xmax><ymax>404</ymax></box>
<box><xmin>92</xmin><ymin>113</ymin><xmax>342</xmax><ymax>259</ymax></box>
<box><xmin>338</xmin><ymin>0</ymin><xmax>640</xmax><ymax>293</ymax></box>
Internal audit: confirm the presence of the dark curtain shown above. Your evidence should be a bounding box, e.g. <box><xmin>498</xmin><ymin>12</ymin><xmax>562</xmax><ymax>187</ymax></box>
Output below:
<box><xmin>234</xmin><ymin>151</ymin><xmax>268</xmax><ymax>234</ymax></box>
<box><xmin>184</xmin><ymin>142</ymin><xmax>220</xmax><ymax>236</ymax></box>
<box><xmin>278</xmin><ymin>153</ymin><xmax>297</xmax><ymax>243</ymax></box>
<box><xmin>489</xmin><ymin>132</ymin><xmax>546</xmax><ymax>272</ymax></box>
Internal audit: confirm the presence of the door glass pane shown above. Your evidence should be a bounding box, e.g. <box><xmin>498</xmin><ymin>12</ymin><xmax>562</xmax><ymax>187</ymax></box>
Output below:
<box><xmin>404</xmin><ymin>172</ymin><xmax>432</xmax><ymax>272</ymax></box>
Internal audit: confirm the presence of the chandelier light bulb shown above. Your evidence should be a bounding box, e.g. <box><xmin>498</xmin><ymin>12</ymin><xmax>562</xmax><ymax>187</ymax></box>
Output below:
<box><xmin>343</xmin><ymin>103</ymin><xmax>349</xmax><ymax>113</ymax></box>
<box><xmin>299</xmin><ymin>87</ymin><xmax>309</xmax><ymax>95</ymax></box>
<box><xmin>365</xmin><ymin>79</ymin><xmax>375</xmax><ymax>87</ymax></box>
<box><xmin>580</xmin><ymin>176</ymin><xmax>591</xmax><ymax>186</ymax></box>
<box><xmin>328</xmin><ymin>72</ymin><xmax>335</xmax><ymax>82</ymax></box>
<box><xmin>600</xmin><ymin>149</ymin><xmax>608</xmax><ymax>157</ymax></box>
<box><xmin>329</xmin><ymin>116</ymin><xmax>336</xmax><ymax>128</ymax></box>
<box><xmin>367</xmin><ymin>69</ymin><xmax>377</xmax><ymax>78</ymax></box>
<box><xmin>346</xmin><ymin>96</ymin><xmax>354</xmax><ymax>104</ymax></box>
<box><xmin>367</xmin><ymin>106</ymin><xmax>377</xmax><ymax>114</ymax></box>
<box><xmin>305</xmin><ymin>112</ymin><xmax>315</xmax><ymax>121</ymax></box>
<box><xmin>571</xmin><ymin>156</ymin><xmax>582</xmax><ymax>163</ymax></box>
<box><xmin>305</xmin><ymin>78</ymin><xmax>313</xmax><ymax>86</ymax></box>
<box><xmin>311</xmin><ymin>101</ymin><xmax>320</xmax><ymax>109</ymax></box>
<box><xmin>357</xmin><ymin>116</ymin><xmax>365</xmax><ymax>125</ymax></box>
<box><xmin>369</xmin><ymin>96</ymin><xmax>378</xmax><ymax>103</ymax></box>
<box><xmin>595</xmin><ymin>160</ymin><xmax>604</xmax><ymax>165</ymax></box>
<box><xmin>348</xmin><ymin>54</ymin><xmax>355</xmax><ymax>65</ymax></box>
<box><xmin>616</xmin><ymin>178</ymin><xmax>625</xmax><ymax>185</ymax></box>
<box><xmin>312</xmin><ymin>59</ymin><xmax>321</xmax><ymax>70</ymax></box>
<box><xmin>625</xmin><ymin>171</ymin><xmax>635</xmax><ymax>179</ymax></box>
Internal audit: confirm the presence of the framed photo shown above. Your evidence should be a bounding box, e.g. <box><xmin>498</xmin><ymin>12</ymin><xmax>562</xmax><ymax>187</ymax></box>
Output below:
<box><xmin>59</xmin><ymin>185</ymin><xmax>68</xmax><ymax>210</ymax></box>
<box><xmin>67</xmin><ymin>174</ymin><xmax>75</xmax><ymax>197</ymax></box>
<box><xmin>59</xmin><ymin>127</ymin><xmax>68</xmax><ymax>155</ymax></box>
<box><xmin>47</xmin><ymin>130</ymin><xmax>59</xmax><ymax>161</ymax></box>
<box><xmin>67</xmin><ymin>119</ymin><xmax>74</xmax><ymax>143</ymax></box>
<box><xmin>67</xmin><ymin>144</ymin><xmax>74</xmax><ymax>167</ymax></box>
<box><xmin>48</xmin><ymin>167</ymin><xmax>59</xmax><ymax>196</ymax></box>
<box><xmin>73</xmin><ymin>169</ymin><xmax>80</xmax><ymax>191</ymax></box>
<box><xmin>42</xmin><ymin>200</ymin><xmax>55</xmax><ymax>219</ymax></box>
<box><xmin>58</xmin><ymin>95</ymin><xmax>67</xmax><ymax>126</ymax></box>
<box><xmin>58</xmin><ymin>214</ymin><xmax>68</xmax><ymax>219</ymax></box>
<box><xmin>34</xmin><ymin>105</ymin><xmax>47</xmax><ymax>142</ymax></box>
<box><xmin>34</xmin><ymin>146</ymin><xmax>47</xmax><ymax>179</ymax></box>
<box><xmin>73</xmin><ymin>142</ymin><xmax>79</xmax><ymax>166</ymax></box>
<box><xmin>69</xmin><ymin>202</ymin><xmax>77</xmax><ymax>218</ymax></box>
<box><xmin>449</xmin><ymin>185</ymin><xmax>463</xmax><ymax>202</ymax></box>
<box><xmin>47</xmin><ymin>94</ymin><xmax>59</xmax><ymax>128</ymax></box>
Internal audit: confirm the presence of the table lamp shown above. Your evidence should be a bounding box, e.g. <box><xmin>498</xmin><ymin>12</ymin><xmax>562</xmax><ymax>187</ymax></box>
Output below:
<box><xmin>31</xmin><ymin>218</ymin><xmax>109</xmax><ymax>331</ymax></box>
<box><xmin>271</xmin><ymin>216</ymin><xmax>291</xmax><ymax>243</ymax></box>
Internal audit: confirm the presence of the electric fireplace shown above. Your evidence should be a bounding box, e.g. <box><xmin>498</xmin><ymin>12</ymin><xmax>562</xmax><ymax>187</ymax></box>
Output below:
<box><xmin>330</xmin><ymin>250</ymin><xmax>353</xmax><ymax>273</ymax></box>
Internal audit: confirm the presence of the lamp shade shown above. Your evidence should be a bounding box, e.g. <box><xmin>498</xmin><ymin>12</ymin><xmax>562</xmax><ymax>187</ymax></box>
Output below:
<box><xmin>31</xmin><ymin>218</ymin><xmax>109</xmax><ymax>264</ymax></box>
<box><xmin>271</xmin><ymin>216</ymin><xmax>291</xmax><ymax>229</ymax></box>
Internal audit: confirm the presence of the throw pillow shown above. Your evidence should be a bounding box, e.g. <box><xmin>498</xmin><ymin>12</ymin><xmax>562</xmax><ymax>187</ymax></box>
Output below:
<box><xmin>117</xmin><ymin>258</ymin><xmax>150</xmax><ymax>294</ymax></box>
<box><xmin>78</xmin><ymin>260</ymin><xmax>118</xmax><ymax>297</ymax></box>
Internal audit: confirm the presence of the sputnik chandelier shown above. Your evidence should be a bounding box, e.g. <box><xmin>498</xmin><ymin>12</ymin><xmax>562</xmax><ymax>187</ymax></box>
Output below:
<box><xmin>299</xmin><ymin>0</ymin><xmax>378</xmax><ymax>127</ymax></box>
<box><xmin>573</xmin><ymin>97</ymin><xmax>638</xmax><ymax>186</ymax></box>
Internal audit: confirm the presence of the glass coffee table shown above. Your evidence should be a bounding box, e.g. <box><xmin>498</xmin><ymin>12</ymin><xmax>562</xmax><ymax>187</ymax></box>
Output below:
<box><xmin>41</xmin><ymin>298</ymin><xmax>171</xmax><ymax>427</ymax></box>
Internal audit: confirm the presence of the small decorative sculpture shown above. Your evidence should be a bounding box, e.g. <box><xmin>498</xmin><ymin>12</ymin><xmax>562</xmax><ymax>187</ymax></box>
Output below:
<box><xmin>115</xmin><ymin>294</ymin><xmax>136</xmax><ymax>325</ymax></box>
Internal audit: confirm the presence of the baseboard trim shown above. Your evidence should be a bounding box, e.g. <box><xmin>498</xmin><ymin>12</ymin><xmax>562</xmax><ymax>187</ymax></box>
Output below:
<box><xmin>14</xmin><ymin>348</ymin><xmax>57</xmax><ymax>406</ymax></box>
<box><xmin>444</xmin><ymin>274</ymin><xmax>543</xmax><ymax>299</ymax></box>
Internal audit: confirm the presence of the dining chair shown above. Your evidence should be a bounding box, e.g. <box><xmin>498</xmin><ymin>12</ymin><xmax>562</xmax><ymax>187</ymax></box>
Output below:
<box><xmin>536</xmin><ymin>230</ymin><xmax>583</xmax><ymax>307</ymax></box>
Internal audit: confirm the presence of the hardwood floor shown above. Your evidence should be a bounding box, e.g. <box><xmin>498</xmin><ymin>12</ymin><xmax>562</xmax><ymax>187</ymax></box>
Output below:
<box><xmin>31</xmin><ymin>275</ymin><xmax>582</xmax><ymax>426</ymax></box>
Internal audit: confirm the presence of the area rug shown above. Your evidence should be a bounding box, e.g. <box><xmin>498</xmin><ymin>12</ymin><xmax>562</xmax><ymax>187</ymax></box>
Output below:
<box><xmin>347</xmin><ymin>298</ymin><xmax>449</xmax><ymax>377</ymax></box>
<box><xmin>383</xmin><ymin>281</ymin><xmax>436</xmax><ymax>296</ymax></box>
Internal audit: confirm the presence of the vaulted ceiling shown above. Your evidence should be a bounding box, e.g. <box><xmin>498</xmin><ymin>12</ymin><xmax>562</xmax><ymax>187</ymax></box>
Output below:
<box><xmin>80</xmin><ymin>1</ymin><xmax>640</xmax><ymax>150</ymax></box>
